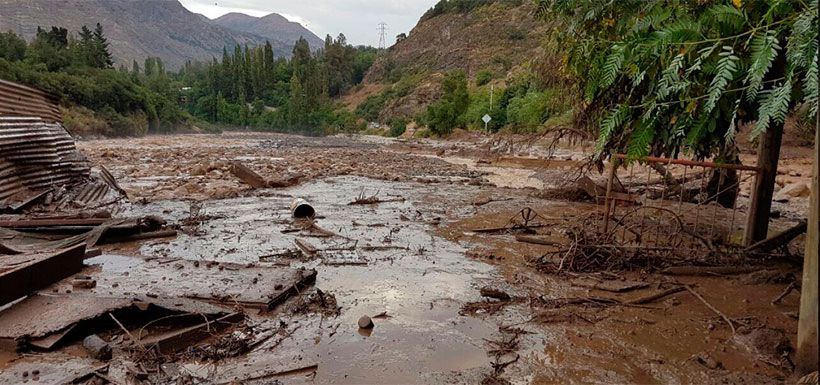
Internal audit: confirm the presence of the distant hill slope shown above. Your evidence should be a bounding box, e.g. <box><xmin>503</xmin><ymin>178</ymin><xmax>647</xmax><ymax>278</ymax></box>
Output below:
<box><xmin>213</xmin><ymin>12</ymin><xmax>324</xmax><ymax>50</ymax></box>
<box><xmin>345</xmin><ymin>0</ymin><xmax>548</xmax><ymax>121</ymax></box>
<box><xmin>0</xmin><ymin>0</ymin><xmax>296</xmax><ymax>68</ymax></box>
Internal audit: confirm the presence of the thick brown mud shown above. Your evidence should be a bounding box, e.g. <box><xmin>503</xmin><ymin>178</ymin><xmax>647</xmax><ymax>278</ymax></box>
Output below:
<box><xmin>1</xmin><ymin>132</ymin><xmax>812</xmax><ymax>384</ymax></box>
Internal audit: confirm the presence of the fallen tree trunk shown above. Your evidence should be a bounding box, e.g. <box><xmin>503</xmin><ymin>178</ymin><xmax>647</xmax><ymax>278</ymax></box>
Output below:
<box><xmin>745</xmin><ymin>220</ymin><xmax>808</xmax><ymax>253</ymax></box>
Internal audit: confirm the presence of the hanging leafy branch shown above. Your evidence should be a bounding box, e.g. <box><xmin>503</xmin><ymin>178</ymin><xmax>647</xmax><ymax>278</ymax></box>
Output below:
<box><xmin>538</xmin><ymin>0</ymin><xmax>818</xmax><ymax>160</ymax></box>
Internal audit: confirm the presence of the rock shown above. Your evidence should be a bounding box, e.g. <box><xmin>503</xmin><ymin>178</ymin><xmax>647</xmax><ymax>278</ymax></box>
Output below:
<box><xmin>83</xmin><ymin>334</ymin><xmax>112</xmax><ymax>360</ymax></box>
<box><xmin>774</xmin><ymin>182</ymin><xmax>810</xmax><ymax>201</ymax></box>
<box><xmin>358</xmin><ymin>315</ymin><xmax>374</xmax><ymax>329</ymax></box>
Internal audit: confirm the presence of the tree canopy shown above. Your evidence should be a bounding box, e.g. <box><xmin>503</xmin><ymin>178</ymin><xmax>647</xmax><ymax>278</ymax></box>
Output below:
<box><xmin>538</xmin><ymin>0</ymin><xmax>818</xmax><ymax>160</ymax></box>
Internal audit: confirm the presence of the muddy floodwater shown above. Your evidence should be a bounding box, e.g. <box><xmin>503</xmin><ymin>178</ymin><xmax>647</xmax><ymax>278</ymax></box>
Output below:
<box><xmin>1</xmin><ymin>132</ymin><xmax>812</xmax><ymax>384</ymax></box>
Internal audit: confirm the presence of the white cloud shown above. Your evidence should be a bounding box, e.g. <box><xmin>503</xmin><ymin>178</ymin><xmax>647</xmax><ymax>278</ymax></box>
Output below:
<box><xmin>178</xmin><ymin>0</ymin><xmax>437</xmax><ymax>46</ymax></box>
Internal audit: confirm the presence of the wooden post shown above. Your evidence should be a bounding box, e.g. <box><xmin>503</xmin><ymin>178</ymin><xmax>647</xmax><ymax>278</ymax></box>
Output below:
<box><xmin>746</xmin><ymin>51</ymin><xmax>788</xmax><ymax>245</ymax></box>
<box><xmin>745</xmin><ymin>123</ymin><xmax>784</xmax><ymax>244</ymax></box>
<box><xmin>795</xmin><ymin>113</ymin><xmax>818</xmax><ymax>374</ymax></box>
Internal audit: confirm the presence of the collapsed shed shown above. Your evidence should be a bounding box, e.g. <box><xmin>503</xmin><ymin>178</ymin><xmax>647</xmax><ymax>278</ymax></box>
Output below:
<box><xmin>0</xmin><ymin>79</ymin><xmax>125</xmax><ymax>213</ymax></box>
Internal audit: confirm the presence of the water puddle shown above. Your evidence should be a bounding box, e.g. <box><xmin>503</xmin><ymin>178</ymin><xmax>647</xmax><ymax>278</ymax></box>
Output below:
<box><xmin>113</xmin><ymin>176</ymin><xmax>504</xmax><ymax>382</ymax></box>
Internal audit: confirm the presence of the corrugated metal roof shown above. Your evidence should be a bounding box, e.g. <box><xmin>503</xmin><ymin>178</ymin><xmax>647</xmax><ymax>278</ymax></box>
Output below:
<box><xmin>0</xmin><ymin>116</ymin><xmax>91</xmax><ymax>204</ymax></box>
<box><xmin>0</xmin><ymin>80</ymin><xmax>124</xmax><ymax>212</ymax></box>
<box><xmin>0</xmin><ymin>79</ymin><xmax>62</xmax><ymax>124</ymax></box>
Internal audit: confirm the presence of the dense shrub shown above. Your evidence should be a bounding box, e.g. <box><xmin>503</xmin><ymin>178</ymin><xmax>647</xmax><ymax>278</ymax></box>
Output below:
<box><xmin>388</xmin><ymin>117</ymin><xmax>408</xmax><ymax>137</ymax></box>
<box><xmin>426</xmin><ymin>70</ymin><xmax>469</xmax><ymax>136</ymax></box>
<box><xmin>474</xmin><ymin>69</ymin><xmax>493</xmax><ymax>86</ymax></box>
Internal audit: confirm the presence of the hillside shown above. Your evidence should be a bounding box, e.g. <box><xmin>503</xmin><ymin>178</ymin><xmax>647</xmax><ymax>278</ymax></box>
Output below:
<box><xmin>0</xmin><ymin>0</ymin><xmax>293</xmax><ymax>68</ymax></box>
<box><xmin>213</xmin><ymin>12</ymin><xmax>324</xmax><ymax>50</ymax></box>
<box><xmin>345</xmin><ymin>0</ymin><xmax>549</xmax><ymax>123</ymax></box>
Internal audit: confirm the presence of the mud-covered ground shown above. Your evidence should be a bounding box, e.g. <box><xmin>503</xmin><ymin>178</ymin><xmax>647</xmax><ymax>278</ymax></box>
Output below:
<box><xmin>1</xmin><ymin>132</ymin><xmax>813</xmax><ymax>384</ymax></box>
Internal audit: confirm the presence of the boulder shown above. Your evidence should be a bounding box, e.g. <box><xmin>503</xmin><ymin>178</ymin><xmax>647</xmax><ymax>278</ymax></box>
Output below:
<box><xmin>774</xmin><ymin>183</ymin><xmax>810</xmax><ymax>202</ymax></box>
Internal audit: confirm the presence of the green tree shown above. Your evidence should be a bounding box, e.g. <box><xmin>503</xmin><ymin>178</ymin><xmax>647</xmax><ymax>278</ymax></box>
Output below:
<box><xmin>0</xmin><ymin>30</ymin><xmax>26</xmax><ymax>61</ymax></box>
<box><xmin>537</xmin><ymin>0</ymin><xmax>818</xmax><ymax>241</ymax></box>
<box><xmin>537</xmin><ymin>0</ymin><xmax>818</xmax><ymax>159</ymax></box>
<box><xmin>426</xmin><ymin>70</ymin><xmax>469</xmax><ymax>135</ymax></box>
<box><xmin>91</xmin><ymin>23</ymin><xmax>113</xmax><ymax>68</ymax></box>
<box><xmin>27</xmin><ymin>27</ymin><xmax>70</xmax><ymax>70</ymax></box>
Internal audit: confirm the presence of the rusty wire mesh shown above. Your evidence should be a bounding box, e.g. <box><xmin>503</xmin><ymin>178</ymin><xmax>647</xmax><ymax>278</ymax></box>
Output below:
<box><xmin>535</xmin><ymin>155</ymin><xmax>772</xmax><ymax>273</ymax></box>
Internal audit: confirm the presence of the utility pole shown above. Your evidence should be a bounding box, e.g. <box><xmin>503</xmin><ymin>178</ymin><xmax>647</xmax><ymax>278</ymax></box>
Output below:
<box><xmin>490</xmin><ymin>84</ymin><xmax>494</xmax><ymax>107</ymax></box>
<box><xmin>377</xmin><ymin>22</ymin><xmax>388</xmax><ymax>50</ymax></box>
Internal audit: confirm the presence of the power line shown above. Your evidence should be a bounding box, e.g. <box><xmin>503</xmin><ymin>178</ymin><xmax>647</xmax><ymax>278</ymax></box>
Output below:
<box><xmin>377</xmin><ymin>22</ymin><xmax>388</xmax><ymax>49</ymax></box>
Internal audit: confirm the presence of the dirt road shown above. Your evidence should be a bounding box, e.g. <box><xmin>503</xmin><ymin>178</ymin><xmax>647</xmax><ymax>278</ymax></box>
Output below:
<box><xmin>1</xmin><ymin>132</ymin><xmax>812</xmax><ymax>384</ymax></box>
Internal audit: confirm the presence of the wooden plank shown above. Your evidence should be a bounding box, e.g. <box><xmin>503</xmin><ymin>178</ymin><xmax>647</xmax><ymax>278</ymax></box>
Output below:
<box><xmin>0</xmin><ymin>244</ymin><xmax>85</xmax><ymax>306</ymax></box>
<box><xmin>230</xmin><ymin>162</ymin><xmax>267</xmax><ymax>188</ymax></box>
<box><xmin>796</xmin><ymin>115</ymin><xmax>818</xmax><ymax>374</ymax></box>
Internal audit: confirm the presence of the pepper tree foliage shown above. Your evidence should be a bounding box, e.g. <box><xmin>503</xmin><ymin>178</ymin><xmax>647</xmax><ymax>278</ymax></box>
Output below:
<box><xmin>536</xmin><ymin>0</ymin><xmax>818</xmax><ymax>161</ymax></box>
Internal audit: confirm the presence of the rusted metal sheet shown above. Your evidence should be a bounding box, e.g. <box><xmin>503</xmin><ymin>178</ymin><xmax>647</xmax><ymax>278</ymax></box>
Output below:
<box><xmin>0</xmin><ymin>80</ymin><xmax>123</xmax><ymax>211</ymax></box>
<box><xmin>0</xmin><ymin>116</ymin><xmax>92</xmax><ymax>206</ymax></box>
<box><xmin>0</xmin><ymin>79</ymin><xmax>62</xmax><ymax>124</ymax></box>
<box><xmin>0</xmin><ymin>244</ymin><xmax>86</xmax><ymax>306</ymax></box>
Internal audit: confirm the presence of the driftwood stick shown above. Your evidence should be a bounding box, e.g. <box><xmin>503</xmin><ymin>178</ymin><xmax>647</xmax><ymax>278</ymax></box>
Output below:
<box><xmin>661</xmin><ymin>266</ymin><xmax>762</xmax><ymax>276</ymax></box>
<box><xmin>684</xmin><ymin>285</ymin><xmax>736</xmax><ymax>334</ymax></box>
<box><xmin>771</xmin><ymin>281</ymin><xmax>799</xmax><ymax>304</ymax></box>
<box><xmin>627</xmin><ymin>286</ymin><xmax>685</xmax><ymax>305</ymax></box>
<box><xmin>109</xmin><ymin>312</ymin><xmax>148</xmax><ymax>352</ymax></box>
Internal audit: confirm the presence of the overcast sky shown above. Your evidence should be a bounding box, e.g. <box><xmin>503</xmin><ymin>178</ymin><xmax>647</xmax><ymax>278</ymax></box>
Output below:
<box><xmin>178</xmin><ymin>0</ymin><xmax>438</xmax><ymax>47</ymax></box>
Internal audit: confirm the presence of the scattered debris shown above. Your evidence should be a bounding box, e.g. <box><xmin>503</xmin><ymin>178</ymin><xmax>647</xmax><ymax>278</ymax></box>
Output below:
<box><xmin>286</xmin><ymin>289</ymin><xmax>340</xmax><ymax>316</ymax></box>
<box><xmin>348</xmin><ymin>189</ymin><xmax>406</xmax><ymax>205</ymax></box>
<box><xmin>135</xmin><ymin>312</ymin><xmax>244</xmax><ymax>355</ymax></box>
<box><xmin>576</xmin><ymin>175</ymin><xmax>624</xmax><ymax>201</ymax></box>
<box><xmin>472</xmin><ymin>207</ymin><xmax>554</xmax><ymax>234</ymax></box>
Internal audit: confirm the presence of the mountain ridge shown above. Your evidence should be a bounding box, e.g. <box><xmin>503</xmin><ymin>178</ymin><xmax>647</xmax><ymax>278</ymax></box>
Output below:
<box><xmin>212</xmin><ymin>12</ymin><xmax>325</xmax><ymax>50</ymax></box>
<box><xmin>0</xmin><ymin>0</ymin><xmax>318</xmax><ymax>68</ymax></box>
